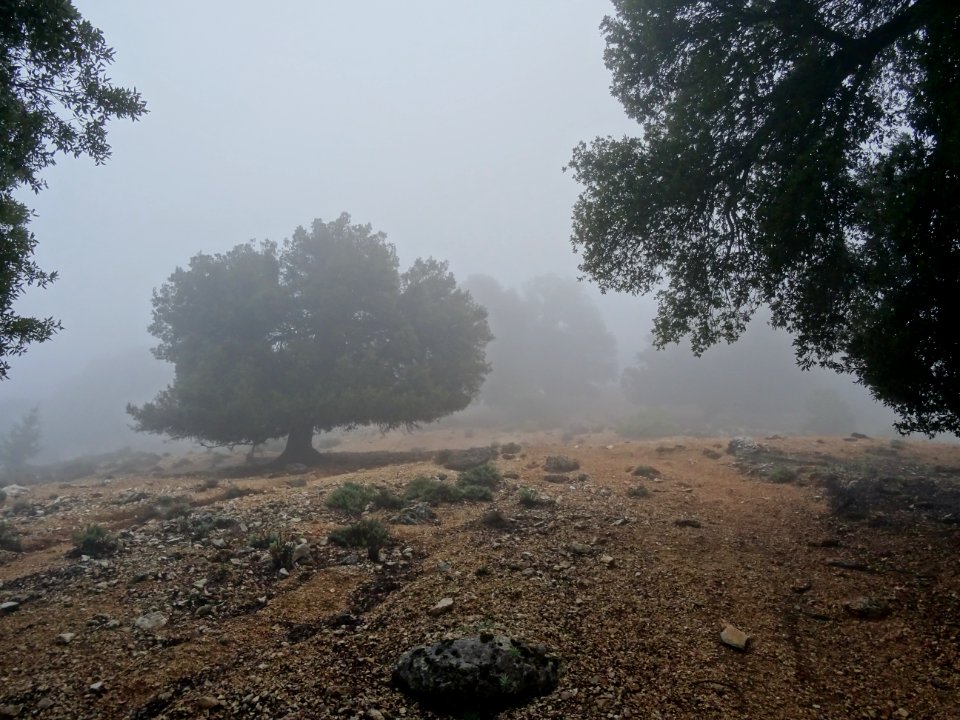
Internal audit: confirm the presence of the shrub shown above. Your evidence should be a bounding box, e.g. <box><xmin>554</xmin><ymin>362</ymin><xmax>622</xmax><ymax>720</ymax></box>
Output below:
<box><xmin>268</xmin><ymin>532</ymin><xmax>294</xmax><ymax>570</ymax></box>
<box><xmin>501</xmin><ymin>442</ymin><xmax>522</xmax><ymax>455</ymax></box>
<box><xmin>631</xmin><ymin>465</ymin><xmax>661</xmax><ymax>478</ymax></box>
<box><xmin>72</xmin><ymin>524</ymin><xmax>117</xmax><ymax>558</ymax></box>
<box><xmin>249</xmin><ymin>532</ymin><xmax>279</xmax><ymax>550</ymax></box>
<box><xmin>404</xmin><ymin>476</ymin><xmax>463</xmax><ymax>505</ymax></box>
<box><xmin>326</xmin><ymin>482</ymin><xmax>375</xmax><ymax>514</ymax></box>
<box><xmin>10</xmin><ymin>499</ymin><xmax>34</xmax><ymax>516</ymax></box>
<box><xmin>0</xmin><ymin>521</ymin><xmax>22</xmax><ymax>551</ymax></box>
<box><xmin>460</xmin><ymin>484</ymin><xmax>494</xmax><ymax>501</ymax></box>
<box><xmin>517</xmin><ymin>487</ymin><xmax>552</xmax><ymax>507</ymax></box>
<box><xmin>457</xmin><ymin>463</ymin><xmax>502</xmax><ymax>489</ymax></box>
<box><xmin>199</xmin><ymin>477</ymin><xmax>220</xmax><ymax>490</ymax></box>
<box><xmin>328</xmin><ymin>519</ymin><xmax>388</xmax><ymax>561</ymax></box>
<box><xmin>371</xmin><ymin>486</ymin><xmax>404</xmax><ymax>510</ymax></box>
<box><xmin>627</xmin><ymin>486</ymin><xmax>650</xmax><ymax>498</ymax></box>
<box><xmin>480</xmin><ymin>508</ymin><xmax>510</xmax><ymax>528</ymax></box>
<box><xmin>768</xmin><ymin>466</ymin><xmax>798</xmax><ymax>483</ymax></box>
<box><xmin>544</xmin><ymin>456</ymin><xmax>580</xmax><ymax>473</ymax></box>
<box><xmin>221</xmin><ymin>485</ymin><xmax>257</xmax><ymax>500</ymax></box>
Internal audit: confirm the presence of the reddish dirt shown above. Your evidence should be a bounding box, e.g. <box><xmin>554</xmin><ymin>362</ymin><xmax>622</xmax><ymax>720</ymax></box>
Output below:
<box><xmin>1</xmin><ymin>432</ymin><xmax>959</xmax><ymax>719</ymax></box>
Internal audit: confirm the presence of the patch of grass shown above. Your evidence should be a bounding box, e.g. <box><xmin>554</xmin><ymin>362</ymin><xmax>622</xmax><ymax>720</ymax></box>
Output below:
<box><xmin>768</xmin><ymin>466</ymin><xmax>798</xmax><ymax>483</ymax></box>
<box><xmin>457</xmin><ymin>463</ymin><xmax>502</xmax><ymax>489</ymax></box>
<box><xmin>371</xmin><ymin>486</ymin><xmax>404</xmax><ymax>510</ymax></box>
<box><xmin>460</xmin><ymin>484</ymin><xmax>494</xmax><ymax>501</ymax></box>
<box><xmin>630</xmin><ymin>465</ymin><xmax>661</xmax><ymax>478</ymax></box>
<box><xmin>220</xmin><ymin>485</ymin><xmax>257</xmax><ymax>500</ymax></box>
<box><xmin>0</xmin><ymin>521</ymin><xmax>22</xmax><ymax>551</ymax></box>
<box><xmin>71</xmin><ymin>523</ymin><xmax>117</xmax><ymax>558</ymax></box>
<box><xmin>249</xmin><ymin>531</ymin><xmax>279</xmax><ymax>550</ymax></box>
<box><xmin>328</xmin><ymin>519</ymin><xmax>388</xmax><ymax>561</ymax></box>
<box><xmin>517</xmin><ymin>487</ymin><xmax>553</xmax><ymax>507</ymax></box>
<box><xmin>325</xmin><ymin>482</ymin><xmax>374</xmax><ymax>514</ymax></box>
<box><xmin>404</xmin><ymin>476</ymin><xmax>464</xmax><ymax>505</ymax></box>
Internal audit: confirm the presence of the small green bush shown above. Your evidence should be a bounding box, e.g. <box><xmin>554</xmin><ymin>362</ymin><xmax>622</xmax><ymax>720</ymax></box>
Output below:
<box><xmin>631</xmin><ymin>465</ymin><xmax>662</xmax><ymax>478</ymax></box>
<box><xmin>328</xmin><ymin>519</ymin><xmax>388</xmax><ymax>561</ymax></box>
<box><xmin>769</xmin><ymin>466</ymin><xmax>798</xmax><ymax>483</ymax></box>
<box><xmin>249</xmin><ymin>532</ymin><xmax>279</xmax><ymax>550</ymax></box>
<box><xmin>0</xmin><ymin>521</ymin><xmax>22</xmax><ymax>551</ymax></box>
<box><xmin>268</xmin><ymin>532</ymin><xmax>294</xmax><ymax>570</ymax></box>
<box><xmin>72</xmin><ymin>524</ymin><xmax>117</xmax><ymax>558</ymax></box>
<box><xmin>517</xmin><ymin>487</ymin><xmax>538</xmax><ymax>507</ymax></box>
<box><xmin>457</xmin><ymin>463</ymin><xmax>502</xmax><ymax>489</ymax></box>
<box><xmin>326</xmin><ymin>482</ymin><xmax>375</xmax><ymax>514</ymax></box>
<box><xmin>371</xmin><ymin>486</ymin><xmax>404</xmax><ymax>510</ymax></box>
<box><xmin>460</xmin><ymin>484</ymin><xmax>494</xmax><ymax>501</ymax></box>
<box><xmin>404</xmin><ymin>476</ymin><xmax>462</xmax><ymax>505</ymax></box>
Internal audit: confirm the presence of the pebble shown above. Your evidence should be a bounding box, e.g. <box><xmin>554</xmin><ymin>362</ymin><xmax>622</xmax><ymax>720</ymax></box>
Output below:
<box><xmin>89</xmin><ymin>681</ymin><xmax>105</xmax><ymax>693</ymax></box>
<box><xmin>428</xmin><ymin>597</ymin><xmax>454</xmax><ymax>616</ymax></box>
<box><xmin>134</xmin><ymin>611</ymin><xmax>168</xmax><ymax>632</ymax></box>
<box><xmin>55</xmin><ymin>632</ymin><xmax>76</xmax><ymax>645</ymax></box>
<box><xmin>720</xmin><ymin>622</ymin><xmax>750</xmax><ymax>650</ymax></box>
<box><xmin>197</xmin><ymin>696</ymin><xmax>221</xmax><ymax>709</ymax></box>
<box><xmin>0</xmin><ymin>601</ymin><xmax>20</xmax><ymax>613</ymax></box>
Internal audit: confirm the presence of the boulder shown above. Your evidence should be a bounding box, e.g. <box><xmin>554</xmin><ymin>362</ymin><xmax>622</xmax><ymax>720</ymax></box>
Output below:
<box><xmin>394</xmin><ymin>635</ymin><xmax>559</xmax><ymax>711</ymax></box>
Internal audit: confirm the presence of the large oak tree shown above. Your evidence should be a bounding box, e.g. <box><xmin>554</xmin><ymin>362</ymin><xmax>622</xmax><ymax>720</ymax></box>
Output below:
<box><xmin>569</xmin><ymin>0</ymin><xmax>959</xmax><ymax>435</ymax></box>
<box><xmin>1</xmin><ymin>0</ymin><xmax>146</xmax><ymax>378</ymax></box>
<box><xmin>128</xmin><ymin>214</ymin><xmax>492</xmax><ymax>464</ymax></box>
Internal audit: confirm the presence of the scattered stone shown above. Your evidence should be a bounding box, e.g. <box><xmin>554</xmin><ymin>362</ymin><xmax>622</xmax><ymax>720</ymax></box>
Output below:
<box><xmin>89</xmin><ymin>681</ymin><xmax>105</xmax><ymax>694</ymax></box>
<box><xmin>791</xmin><ymin>580</ymin><xmax>813</xmax><ymax>594</ymax></box>
<box><xmin>720</xmin><ymin>622</ymin><xmax>750</xmax><ymax>650</ymax></box>
<box><xmin>599</xmin><ymin>554</ymin><xmax>615</xmax><ymax>566</ymax></box>
<box><xmin>674</xmin><ymin>518</ymin><xmax>702</xmax><ymax>528</ymax></box>
<box><xmin>278</xmin><ymin>567</ymin><xmax>289</xmax><ymax>578</ymax></box>
<box><xmin>36</xmin><ymin>697</ymin><xmax>54</xmax><ymax>710</ymax></box>
<box><xmin>0</xmin><ymin>601</ymin><xmax>20</xmax><ymax>613</ymax></box>
<box><xmin>134</xmin><ymin>611</ymin><xmax>168</xmax><ymax>632</ymax></box>
<box><xmin>569</xmin><ymin>542</ymin><xmax>593</xmax><ymax>556</ymax></box>
<box><xmin>827</xmin><ymin>559</ymin><xmax>873</xmax><ymax>573</ymax></box>
<box><xmin>544</xmin><ymin>456</ymin><xmax>580</xmax><ymax>473</ymax></box>
<box><xmin>291</xmin><ymin>541</ymin><xmax>311</xmax><ymax>564</ymax></box>
<box><xmin>727</xmin><ymin>437</ymin><xmax>761</xmax><ymax>457</ymax></box>
<box><xmin>0</xmin><ymin>704</ymin><xmax>22</xmax><ymax>718</ymax></box>
<box><xmin>366</xmin><ymin>710</ymin><xmax>385</xmax><ymax>720</ymax></box>
<box><xmin>55</xmin><ymin>632</ymin><xmax>76</xmax><ymax>645</ymax></box>
<box><xmin>197</xmin><ymin>696</ymin><xmax>221</xmax><ymax>710</ymax></box>
<box><xmin>393</xmin><ymin>635</ymin><xmax>560</xmax><ymax>710</ymax></box>
<box><xmin>342</xmin><ymin>553</ymin><xmax>360</xmax><ymax>565</ymax></box>
<box><xmin>843</xmin><ymin>596</ymin><xmax>891</xmax><ymax>619</ymax></box>
<box><xmin>428</xmin><ymin>598</ymin><xmax>454</xmax><ymax>616</ymax></box>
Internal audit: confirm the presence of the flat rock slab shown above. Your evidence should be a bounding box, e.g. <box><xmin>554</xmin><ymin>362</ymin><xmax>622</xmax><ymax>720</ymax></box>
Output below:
<box><xmin>393</xmin><ymin>634</ymin><xmax>560</xmax><ymax>711</ymax></box>
<box><xmin>720</xmin><ymin>622</ymin><xmax>751</xmax><ymax>650</ymax></box>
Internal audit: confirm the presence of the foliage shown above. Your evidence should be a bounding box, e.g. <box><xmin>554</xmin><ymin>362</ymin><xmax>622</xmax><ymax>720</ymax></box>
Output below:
<box><xmin>327</xmin><ymin>518</ymin><xmax>388</xmax><ymax>561</ymax></box>
<box><xmin>324</xmin><ymin>481</ymin><xmax>403</xmax><ymax>515</ymax></box>
<box><xmin>0</xmin><ymin>520</ymin><xmax>21</xmax><ymax>551</ymax></box>
<box><xmin>0</xmin><ymin>406</ymin><xmax>41</xmax><ymax>471</ymax></box>
<box><xmin>71</xmin><ymin>523</ymin><xmax>117</xmax><ymax>558</ymax></box>
<box><xmin>0</xmin><ymin>1</ymin><xmax>146</xmax><ymax>377</ymax></box>
<box><xmin>403</xmin><ymin>475</ymin><xmax>494</xmax><ymax>505</ymax></box>
<box><xmin>128</xmin><ymin>214</ymin><xmax>492</xmax><ymax>462</ymax></box>
<box><xmin>220</xmin><ymin>485</ymin><xmax>257</xmax><ymax>500</ymax></box>
<box><xmin>627</xmin><ymin>485</ymin><xmax>650</xmax><ymax>499</ymax></box>
<box><xmin>463</xmin><ymin>274</ymin><xmax>617</xmax><ymax>424</ymax></box>
<box><xmin>630</xmin><ymin>465</ymin><xmax>661</xmax><ymax>479</ymax></box>
<box><xmin>570</xmin><ymin>0</ymin><xmax>960</xmax><ymax>436</ymax></box>
<box><xmin>457</xmin><ymin>463</ymin><xmax>502</xmax><ymax>489</ymax></box>
<box><xmin>768</xmin><ymin>466</ymin><xmax>799</xmax><ymax>484</ymax></box>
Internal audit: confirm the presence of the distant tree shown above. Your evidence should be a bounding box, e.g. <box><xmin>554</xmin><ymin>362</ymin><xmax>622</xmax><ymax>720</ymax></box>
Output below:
<box><xmin>0</xmin><ymin>405</ymin><xmax>41</xmax><ymax>472</ymax></box>
<box><xmin>128</xmin><ymin>214</ymin><xmax>492</xmax><ymax>464</ymax></box>
<box><xmin>803</xmin><ymin>389</ymin><xmax>856</xmax><ymax>436</ymax></box>
<box><xmin>464</xmin><ymin>274</ymin><xmax>617</xmax><ymax>424</ymax></box>
<box><xmin>1</xmin><ymin>0</ymin><xmax>146</xmax><ymax>379</ymax></box>
<box><xmin>569</xmin><ymin>0</ymin><xmax>960</xmax><ymax>436</ymax></box>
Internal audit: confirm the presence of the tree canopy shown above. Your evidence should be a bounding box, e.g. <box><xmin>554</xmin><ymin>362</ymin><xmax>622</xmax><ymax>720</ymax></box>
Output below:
<box><xmin>1</xmin><ymin>0</ymin><xmax>146</xmax><ymax>379</ymax></box>
<box><xmin>568</xmin><ymin>0</ymin><xmax>959</xmax><ymax>435</ymax></box>
<box><xmin>128</xmin><ymin>214</ymin><xmax>492</xmax><ymax>463</ymax></box>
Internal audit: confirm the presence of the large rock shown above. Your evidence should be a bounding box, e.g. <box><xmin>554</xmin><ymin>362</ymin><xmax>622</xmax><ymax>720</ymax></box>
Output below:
<box><xmin>393</xmin><ymin>634</ymin><xmax>560</xmax><ymax>710</ymax></box>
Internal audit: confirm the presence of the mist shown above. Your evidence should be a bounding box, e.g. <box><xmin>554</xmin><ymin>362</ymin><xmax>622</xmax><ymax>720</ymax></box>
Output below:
<box><xmin>1</xmin><ymin>1</ymin><xmax>908</xmax><ymax>465</ymax></box>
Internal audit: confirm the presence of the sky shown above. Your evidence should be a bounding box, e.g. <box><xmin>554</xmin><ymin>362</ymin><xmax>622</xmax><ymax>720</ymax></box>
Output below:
<box><xmin>1</xmin><ymin>1</ymin><xmax>905</xmax><ymax>458</ymax></box>
<box><xmin>5</xmin><ymin>0</ymin><xmax>649</xmax><ymax>390</ymax></box>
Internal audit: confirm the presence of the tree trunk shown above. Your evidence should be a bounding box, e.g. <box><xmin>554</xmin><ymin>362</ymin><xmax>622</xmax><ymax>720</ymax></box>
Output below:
<box><xmin>276</xmin><ymin>423</ymin><xmax>322</xmax><ymax>466</ymax></box>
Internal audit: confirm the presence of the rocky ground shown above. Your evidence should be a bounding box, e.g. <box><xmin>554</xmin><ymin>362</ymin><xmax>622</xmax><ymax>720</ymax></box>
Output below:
<box><xmin>1</xmin><ymin>431</ymin><xmax>959</xmax><ymax>719</ymax></box>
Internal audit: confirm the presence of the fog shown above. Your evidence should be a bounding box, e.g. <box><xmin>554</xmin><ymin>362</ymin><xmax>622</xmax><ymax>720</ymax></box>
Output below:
<box><xmin>1</xmin><ymin>1</ymin><xmax>904</xmax><ymax>464</ymax></box>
